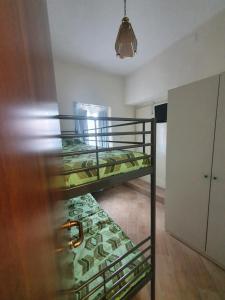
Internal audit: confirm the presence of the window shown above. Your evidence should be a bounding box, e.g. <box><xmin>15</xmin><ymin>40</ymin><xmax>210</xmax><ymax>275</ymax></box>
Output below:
<box><xmin>74</xmin><ymin>102</ymin><xmax>110</xmax><ymax>147</ymax></box>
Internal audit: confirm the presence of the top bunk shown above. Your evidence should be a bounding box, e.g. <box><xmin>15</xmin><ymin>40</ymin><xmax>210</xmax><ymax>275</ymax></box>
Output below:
<box><xmin>50</xmin><ymin>115</ymin><xmax>156</xmax><ymax>199</ymax></box>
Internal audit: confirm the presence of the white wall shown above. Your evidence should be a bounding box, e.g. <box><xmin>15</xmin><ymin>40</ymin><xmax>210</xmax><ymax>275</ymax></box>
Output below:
<box><xmin>135</xmin><ymin>104</ymin><xmax>167</xmax><ymax>189</ymax></box>
<box><xmin>135</xmin><ymin>105</ymin><xmax>152</xmax><ymax>184</ymax></box>
<box><xmin>125</xmin><ymin>9</ymin><xmax>225</xmax><ymax>105</ymax></box>
<box><xmin>53</xmin><ymin>60</ymin><xmax>134</xmax><ymax>129</ymax></box>
<box><xmin>156</xmin><ymin>123</ymin><xmax>167</xmax><ymax>188</ymax></box>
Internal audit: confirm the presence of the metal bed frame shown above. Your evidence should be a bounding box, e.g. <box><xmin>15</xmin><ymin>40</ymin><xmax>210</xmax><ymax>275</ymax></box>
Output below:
<box><xmin>59</xmin><ymin>237</ymin><xmax>152</xmax><ymax>300</ymax></box>
<box><xmin>51</xmin><ymin>115</ymin><xmax>156</xmax><ymax>300</ymax></box>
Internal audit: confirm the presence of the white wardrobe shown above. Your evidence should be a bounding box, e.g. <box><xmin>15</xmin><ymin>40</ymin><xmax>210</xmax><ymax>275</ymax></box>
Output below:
<box><xmin>166</xmin><ymin>72</ymin><xmax>225</xmax><ymax>269</ymax></box>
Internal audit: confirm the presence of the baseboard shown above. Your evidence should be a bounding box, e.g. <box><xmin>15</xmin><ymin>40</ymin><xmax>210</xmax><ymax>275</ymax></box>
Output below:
<box><xmin>166</xmin><ymin>230</ymin><xmax>225</xmax><ymax>271</ymax></box>
<box><xmin>124</xmin><ymin>178</ymin><xmax>165</xmax><ymax>204</ymax></box>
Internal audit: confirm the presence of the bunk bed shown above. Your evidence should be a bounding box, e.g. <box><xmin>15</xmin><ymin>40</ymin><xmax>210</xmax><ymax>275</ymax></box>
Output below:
<box><xmin>52</xmin><ymin>116</ymin><xmax>156</xmax><ymax>300</ymax></box>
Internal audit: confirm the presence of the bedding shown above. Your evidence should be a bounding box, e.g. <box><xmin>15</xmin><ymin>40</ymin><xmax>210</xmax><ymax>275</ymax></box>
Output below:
<box><xmin>62</xmin><ymin>140</ymin><xmax>150</xmax><ymax>188</ymax></box>
<box><xmin>59</xmin><ymin>193</ymin><xmax>151</xmax><ymax>300</ymax></box>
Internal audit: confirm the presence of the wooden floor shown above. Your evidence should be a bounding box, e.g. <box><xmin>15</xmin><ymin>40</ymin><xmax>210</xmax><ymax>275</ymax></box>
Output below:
<box><xmin>95</xmin><ymin>185</ymin><xmax>225</xmax><ymax>300</ymax></box>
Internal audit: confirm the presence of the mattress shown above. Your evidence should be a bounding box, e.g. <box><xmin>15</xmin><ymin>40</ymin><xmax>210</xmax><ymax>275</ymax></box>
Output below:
<box><xmin>59</xmin><ymin>193</ymin><xmax>151</xmax><ymax>300</ymax></box>
<box><xmin>62</xmin><ymin>141</ymin><xmax>150</xmax><ymax>188</ymax></box>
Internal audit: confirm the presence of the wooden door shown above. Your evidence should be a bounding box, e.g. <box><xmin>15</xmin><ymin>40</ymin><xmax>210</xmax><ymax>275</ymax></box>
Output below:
<box><xmin>206</xmin><ymin>72</ymin><xmax>225</xmax><ymax>268</ymax></box>
<box><xmin>166</xmin><ymin>76</ymin><xmax>219</xmax><ymax>251</ymax></box>
<box><xmin>0</xmin><ymin>0</ymin><xmax>62</xmax><ymax>299</ymax></box>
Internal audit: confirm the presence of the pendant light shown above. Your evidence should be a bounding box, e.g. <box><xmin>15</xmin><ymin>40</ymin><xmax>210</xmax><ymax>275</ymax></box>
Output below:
<box><xmin>115</xmin><ymin>0</ymin><xmax>137</xmax><ymax>59</ymax></box>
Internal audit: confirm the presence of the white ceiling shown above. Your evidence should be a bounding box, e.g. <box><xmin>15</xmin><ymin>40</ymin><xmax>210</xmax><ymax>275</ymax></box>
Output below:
<box><xmin>47</xmin><ymin>0</ymin><xmax>225</xmax><ymax>76</ymax></box>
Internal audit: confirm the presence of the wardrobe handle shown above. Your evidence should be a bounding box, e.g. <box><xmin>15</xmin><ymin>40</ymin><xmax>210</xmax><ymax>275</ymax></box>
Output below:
<box><xmin>213</xmin><ymin>176</ymin><xmax>218</xmax><ymax>180</ymax></box>
<box><xmin>56</xmin><ymin>220</ymin><xmax>84</xmax><ymax>253</ymax></box>
<box><xmin>204</xmin><ymin>175</ymin><xmax>208</xmax><ymax>178</ymax></box>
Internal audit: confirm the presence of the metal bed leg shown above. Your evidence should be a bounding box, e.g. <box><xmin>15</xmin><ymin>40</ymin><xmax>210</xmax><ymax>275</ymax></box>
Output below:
<box><xmin>150</xmin><ymin>120</ymin><xmax>156</xmax><ymax>300</ymax></box>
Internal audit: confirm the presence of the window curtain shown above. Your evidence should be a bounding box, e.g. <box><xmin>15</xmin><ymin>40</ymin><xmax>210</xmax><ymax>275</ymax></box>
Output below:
<box><xmin>74</xmin><ymin>102</ymin><xmax>88</xmax><ymax>143</ymax></box>
<box><xmin>98</xmin><ymin>109</ymin><xmax>109</xmax><ymax>148</ymax></box>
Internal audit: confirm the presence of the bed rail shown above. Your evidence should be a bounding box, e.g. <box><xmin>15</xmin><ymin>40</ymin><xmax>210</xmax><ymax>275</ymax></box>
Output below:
<box><xmin>50</xmin><ymin>115</ymin><xmax>153</xmax><ymax>122</ymax></box>
<box><xmin>59</xmin><ymin>236</ymin><xmax>152</xmax><ymax>300</ymax></box>
<box><xmin>49</xmin><ymin>115</ymin><xmax>154</xmax><ymax>197</ymax></box>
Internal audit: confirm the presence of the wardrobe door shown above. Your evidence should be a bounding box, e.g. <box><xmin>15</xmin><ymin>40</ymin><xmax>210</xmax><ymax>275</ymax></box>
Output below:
<box><xmin>206</xmin><ymin>72</ymin><xmax>225</xmax><ymax>268</ymax></box>
<box><xmin>166</xmin><ymin>75</ymin><xmax>219</xmax><ymax>251</ymax></box>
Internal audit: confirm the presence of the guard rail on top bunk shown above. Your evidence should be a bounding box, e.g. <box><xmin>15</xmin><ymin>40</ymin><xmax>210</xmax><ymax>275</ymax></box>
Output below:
<box><xmin>50</xmin><ymin>115</ymin><xmax>156</xmax><ymax>300</ymax></box>
<box><xmin>51</xmin><ymin>115</ymin><xmax>155</xmax><ymax>198</ymax></box>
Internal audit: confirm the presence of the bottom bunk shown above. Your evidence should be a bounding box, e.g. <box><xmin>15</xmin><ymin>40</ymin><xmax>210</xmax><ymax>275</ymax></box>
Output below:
<box><xmin>58</xmin><ymin>193</ymin><xmax>152</xmax><ymax>300</ymax></box>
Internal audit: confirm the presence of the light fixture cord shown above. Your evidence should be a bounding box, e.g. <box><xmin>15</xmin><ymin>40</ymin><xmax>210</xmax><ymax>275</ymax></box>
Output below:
<box><xmin>124</xmin><ymin>0</ymin><xmax>127</xmax><ymax>16</ymax></box>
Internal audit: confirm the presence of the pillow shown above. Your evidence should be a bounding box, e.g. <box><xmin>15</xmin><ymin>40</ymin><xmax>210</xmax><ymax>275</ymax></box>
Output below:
<box><xmin>74</xmin><ymin>138</ymin><xmax>83</xmax><ymax>144</ymax></box>
<box><xmin>62</xmin><ymin>138</ymin><xmax>84</xmax><ymax>147</ymax></box>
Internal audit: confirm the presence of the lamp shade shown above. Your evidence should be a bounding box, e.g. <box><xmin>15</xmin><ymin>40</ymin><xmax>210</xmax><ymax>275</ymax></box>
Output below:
<box><xmin>115</xmin><ymin>17</ymin><xmax>137</xmax><ymax>59</ymax></box>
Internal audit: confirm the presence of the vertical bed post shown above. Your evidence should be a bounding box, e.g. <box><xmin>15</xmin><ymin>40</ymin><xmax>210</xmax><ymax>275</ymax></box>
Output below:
<box><xmin>143</xmin><ymin>122</ymin><xmax>146</xmax><ymax>154</ymax></box>
<box><xmin>82</xmin><ymin>129</ymin><xmax>86</xmax><ymax>144</ymax></box>
<box><xmin>101</xmin><ymin>127</ymin><xmax>103</xmax><ymax>148</ymax></box>
<box><xmin>94</xmin><ymin>119</ymin><xmax>100</xmax><ymax>180</ymax></box>
<box><xmin>150</xmin><ymin>119</ymin><xmax>156</xmax><ymax>300</ymax></box>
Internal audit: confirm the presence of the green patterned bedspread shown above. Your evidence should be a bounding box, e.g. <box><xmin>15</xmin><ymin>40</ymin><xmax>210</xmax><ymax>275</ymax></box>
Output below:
<box><xmin>59</xmin><ymin>193</ymin><xmax>151</xmax><ymax>300</ymax></box>
<box><xmin>62</xmin><ymin>141</ymin><xmax>150</xmax><ymax>188</ymax></box>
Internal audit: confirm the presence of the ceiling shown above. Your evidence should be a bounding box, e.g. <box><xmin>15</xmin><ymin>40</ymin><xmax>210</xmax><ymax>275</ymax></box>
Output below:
<box><xmin>47</xmin><ymin>0</ymin><xmax>225</xmax><ymax>76</ymax></box>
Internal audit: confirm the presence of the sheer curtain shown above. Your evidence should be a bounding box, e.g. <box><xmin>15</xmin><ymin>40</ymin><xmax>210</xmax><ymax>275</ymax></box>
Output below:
<box><xmin>73</xmin><ymin>102</ymin><xmax>88</xmax><ymax>143</ymax></box>
<box><xmin>73</xmin><ymin>102</ymin><xmax>109</xmax><ymax>147</ymax></box>
<box><xmin>98</xmin><ymin>108</ymin><xmax>109</xmax><ymax>148</ymax></box>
